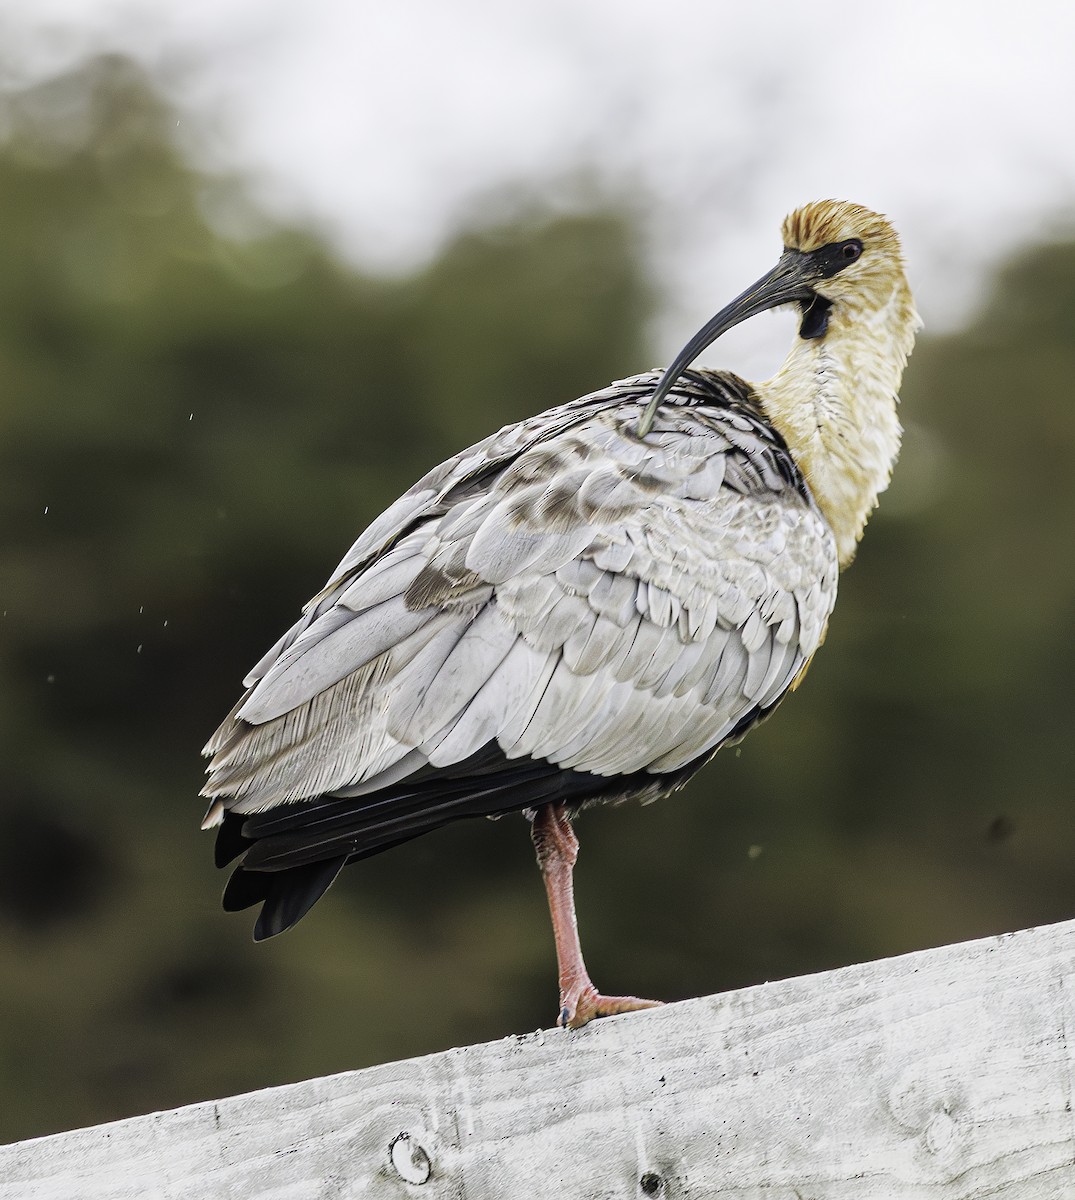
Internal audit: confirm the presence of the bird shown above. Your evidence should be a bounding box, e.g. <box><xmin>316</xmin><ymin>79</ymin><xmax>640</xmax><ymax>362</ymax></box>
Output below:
<box><xmin>201</xmin><ymin>199</ymin><xmax>918</xmax><ymax>1029</ymax></box>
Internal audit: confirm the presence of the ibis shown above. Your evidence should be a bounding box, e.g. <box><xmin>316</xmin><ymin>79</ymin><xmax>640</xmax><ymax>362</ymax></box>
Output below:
<box><xmin>202</xmin><ymin>199</ymin><xmax>918</xmax><ymax>1028</ymax></box>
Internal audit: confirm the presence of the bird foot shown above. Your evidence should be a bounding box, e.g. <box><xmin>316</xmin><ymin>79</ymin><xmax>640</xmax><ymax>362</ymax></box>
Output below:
<box><xmin>558</xmin><ymin>982</ymin><xmax>663</xmax><ymax>1030</ymax></box>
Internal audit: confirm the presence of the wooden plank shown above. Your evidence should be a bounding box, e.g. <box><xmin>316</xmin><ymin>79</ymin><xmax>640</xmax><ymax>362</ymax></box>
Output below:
<box><xmin>4</xmin><ymin>919</ymin><xmax>1075</xmax><ymax>1199</ymax></box>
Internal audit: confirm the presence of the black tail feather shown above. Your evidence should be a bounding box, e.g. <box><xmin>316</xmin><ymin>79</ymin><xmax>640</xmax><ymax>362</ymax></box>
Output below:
<box><xmin>251</xmin><ymin>856</ymin><xmax>348</xmax><ymax>940</ymax></box>
<box><xmin>214</xmin><ymin>810</ymin><xmax>254</xmax><ymax>868</ymax></box>
<box><xmin>221</xmin><ymin>863</ymin><xmax>271</xmax><ymax>912</ymax></box>
<box><xmin>215</xmin><ymin>739</ymin><xmax>690</xmax><ymax>938</ymax></box>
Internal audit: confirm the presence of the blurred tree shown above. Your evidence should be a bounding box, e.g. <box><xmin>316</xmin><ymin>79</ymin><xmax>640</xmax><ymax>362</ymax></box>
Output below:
<box><xmin>1</xmin><ymin>51</ymin><xmax>1074</xmax><ymax>1148</ymax></box>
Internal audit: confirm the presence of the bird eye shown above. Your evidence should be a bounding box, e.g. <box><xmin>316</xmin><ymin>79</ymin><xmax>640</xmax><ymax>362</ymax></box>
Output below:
<box><xmin>840</xmin><ymin>239</ymin><xmax>863</xmax><ymax>260</ymax></box>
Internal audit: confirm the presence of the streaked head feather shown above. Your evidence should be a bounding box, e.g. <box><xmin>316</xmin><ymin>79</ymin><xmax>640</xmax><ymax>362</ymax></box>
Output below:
<box><xmin>782</xmin><ymin>199</ymin><xmax>900</xmax><ymax>256</ymax></box>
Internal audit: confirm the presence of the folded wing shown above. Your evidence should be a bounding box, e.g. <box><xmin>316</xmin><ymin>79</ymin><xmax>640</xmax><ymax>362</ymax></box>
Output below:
<box><xmin>202</xmin><ymin>371</ymin><xmax>838</xmax><ymax>936</ymax></box>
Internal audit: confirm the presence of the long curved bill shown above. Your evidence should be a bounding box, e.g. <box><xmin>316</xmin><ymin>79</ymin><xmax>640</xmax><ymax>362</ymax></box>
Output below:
<box><xmin>636</xmin><ymin>251</ymin><xmax>816</xmax><ymax>437</ymax></box>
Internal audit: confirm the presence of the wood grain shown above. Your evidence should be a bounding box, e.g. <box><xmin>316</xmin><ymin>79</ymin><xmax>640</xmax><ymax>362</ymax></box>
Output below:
<box><xmin>5</xmin><ymin>920</ymin><xmax>1075</xmax><ymax>1198</ymax></box>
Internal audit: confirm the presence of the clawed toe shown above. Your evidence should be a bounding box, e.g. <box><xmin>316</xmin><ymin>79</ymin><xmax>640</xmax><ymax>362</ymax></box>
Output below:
<box><xmin>558</xmin><ymin>982</ymin><xmax>663</xmax><ymax>1030</ymax></box>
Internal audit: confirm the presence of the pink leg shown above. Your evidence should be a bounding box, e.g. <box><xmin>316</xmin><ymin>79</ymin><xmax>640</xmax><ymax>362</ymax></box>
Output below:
<box><xmin>530</xmin><ymin>802</ymin><xmax>662</xmax><ymax>1029</ymax></box>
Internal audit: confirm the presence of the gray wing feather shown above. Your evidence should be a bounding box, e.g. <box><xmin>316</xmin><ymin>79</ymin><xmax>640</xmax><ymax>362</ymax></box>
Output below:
<box><xmin>387</xmin><ymin>602</ymin><xmax>518</xmax><ymax>746</ymax></box>
<box><xmin>422</xmin><ymin>637</ymin><xmax>537</xmax><ymax>766</ymax></box>
<box><xmin>651</xmin><ymin>635</ymin><xmax>711</xmax><ymax>699</ymax></box>
<box><xmin>589</xmin><ymin>571</ymin><xmax>638</xmax><ymax>626</ymax></box>
<box><xmin>464</xmin><ymin>504</ymin><xmax>595</xmax><ymax>583</ymax></box>
<box><xmin>591</xmin><ymin>539</ymin><xmax>634</xmax><ymax>574</ymax></box>
<box><xmin>237</xmin><ymin>599</ymin><xmax>436</xmax><ymax>724</ymax></box>
<box><xmin>494</xmin><ymin>645</ymin><xmax>562</xmax><ymax>748</ymax></box>
<box><xmin>337</xmin><ymin>544</ymin><xmax>426</xmax><ymax>612</ymax></box>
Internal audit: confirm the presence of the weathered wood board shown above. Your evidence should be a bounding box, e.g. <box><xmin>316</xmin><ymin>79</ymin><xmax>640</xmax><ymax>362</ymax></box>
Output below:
<box><xmin>4</xmin><ymin>919</ymin><xmax>1075</xmax><ymax>1198</ymax></box>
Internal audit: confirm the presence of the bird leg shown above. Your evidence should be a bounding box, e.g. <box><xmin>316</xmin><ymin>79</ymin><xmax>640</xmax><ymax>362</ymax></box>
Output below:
<box><xmin>530</xmin><ymin>801</ymin><xmax>662</xmax><ymax>1030</ymax></box>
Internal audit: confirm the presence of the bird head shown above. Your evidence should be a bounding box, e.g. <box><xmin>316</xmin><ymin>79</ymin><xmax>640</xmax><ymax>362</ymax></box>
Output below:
<box><xmin>780</xmin><ymin>200</ymin><xmax>912</xmax><ymax>337</ymax></box>
<box><xmin>636</xmin><ymin>200</ymin><xmax>914</xmax><ymax>436</ymax></box>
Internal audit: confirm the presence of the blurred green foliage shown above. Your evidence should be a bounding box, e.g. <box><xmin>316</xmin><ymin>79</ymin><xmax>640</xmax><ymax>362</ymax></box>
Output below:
<box><xmin>1</xmin><ymin>54</ymin><xmax>1074</xmax><ymax>1143</ymax></box>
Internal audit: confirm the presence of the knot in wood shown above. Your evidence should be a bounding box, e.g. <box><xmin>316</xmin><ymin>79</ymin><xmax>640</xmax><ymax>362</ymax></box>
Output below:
<box><xmin>885</xmin><ymin>1066</ymin><xmax>967</xmax><ymax>1174</ymax></box>
<box><xmin>389</xmin><ymin>1131</ymin><xmax>432</xmax><ymax>1185</ymax></box>
<box><xmin>639</xmin><ymin>1171</ymin><xmax>665</xmax><ymax>1196</ymax></box>
<box><xmin>924</xmin><ymin>1108</ymin><xmax>959</xmax><ymax>1156</ymax></box>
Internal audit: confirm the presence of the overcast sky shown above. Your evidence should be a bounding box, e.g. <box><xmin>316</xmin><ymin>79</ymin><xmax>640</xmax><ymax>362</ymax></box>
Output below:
<box><xmin>4</xmin><ymin>0</ymin><xmax>1075</xmax><ymax>375</ymax></box>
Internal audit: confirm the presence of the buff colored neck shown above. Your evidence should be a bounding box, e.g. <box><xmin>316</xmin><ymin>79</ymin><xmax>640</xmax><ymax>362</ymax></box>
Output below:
<box><xmin>760</xmin><ymin>289</ymin><xmax>919</xmax><ymax>567</ymax></box>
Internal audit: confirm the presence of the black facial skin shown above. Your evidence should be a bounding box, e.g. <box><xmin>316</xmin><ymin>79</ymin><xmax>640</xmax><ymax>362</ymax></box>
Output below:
<box><xmin>797</xmin><ymin>239</ymin><xmax>864</xmax><ymax>339</ymax></box>
<box><xmin>799</xmin><ymin>294</ymin><xmax>833</xmax><ymax>340</ymax></box>
<box><xmin>811</xmin><ymin>238</ymin><xmax>864</xmax><ymax>279</ymax></box>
